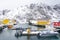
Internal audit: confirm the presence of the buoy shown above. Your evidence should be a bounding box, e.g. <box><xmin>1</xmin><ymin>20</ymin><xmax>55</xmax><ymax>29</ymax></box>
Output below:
<box><xmin>27</xmin><ymin>28</ymin><xmax>31</xmax><ymax>40</ymax></box>
<box><xmin>8</xmin><ymin>25</ymin><xmax>13</xmax><ymax>29</ymax></box>
<box><xmin>27</xmin><ymin>28</ymin><xmax>30</xmax><ymax>34</ymax></box>
<box><xmin>27</xmin><ymin>28</ymin><xmax>31</xmax><ymax>36</ymax></box>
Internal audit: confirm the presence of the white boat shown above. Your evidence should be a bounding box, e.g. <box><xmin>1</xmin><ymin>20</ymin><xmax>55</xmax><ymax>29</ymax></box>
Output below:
<box><xmin>15</xmin><ymin>29</ymin><xmax>59</xmax><ymax>37</ymax></box>
<box><xmin>38</xmin><ymin>30</ymin><xmax>59</xmax><ymax>37</ymax></box>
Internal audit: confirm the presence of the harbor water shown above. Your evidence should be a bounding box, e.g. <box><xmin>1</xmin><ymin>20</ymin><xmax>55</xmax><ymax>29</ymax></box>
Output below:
<box><xmin>0</xmin><ymin>24</ymin><xmax>60</xmax><ymax>40</ymax></box>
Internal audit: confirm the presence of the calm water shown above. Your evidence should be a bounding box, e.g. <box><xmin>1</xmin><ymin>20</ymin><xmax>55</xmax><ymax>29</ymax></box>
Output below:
<box><xmin>0</xmin><ymin>24</ymin><xmax>60</xmax><ymax>40</ymax></box>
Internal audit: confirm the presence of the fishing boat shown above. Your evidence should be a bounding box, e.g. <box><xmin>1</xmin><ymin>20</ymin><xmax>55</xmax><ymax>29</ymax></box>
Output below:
<box><xmin>14</xmin><ymin>28</ymin><xmax>59</xmax><ymax>37</ymax></box>
<box><xmin>29</xmin><ymin>20</ymin><xmax>50</xmax><ymax>27</ymax></box>
<box><xmin>38</xmin><ymin>30</ymin><xmax>58</xmax><ymax>37</ymax></box>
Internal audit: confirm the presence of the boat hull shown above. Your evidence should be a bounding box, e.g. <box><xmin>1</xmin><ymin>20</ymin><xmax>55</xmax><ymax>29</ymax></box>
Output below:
<box><xmin>39</xmin><ymin>32</ymin><xmax>58</xmax><ymax>37</ymax></box>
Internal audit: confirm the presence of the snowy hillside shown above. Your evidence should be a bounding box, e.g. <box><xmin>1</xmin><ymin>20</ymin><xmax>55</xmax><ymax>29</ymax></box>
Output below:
<box><xmin>0</xmin><ymin>3</ymin><xmax>60</xmax><ymax>23</ymax></box>
<box><xmin>16</xmin><ymin>3</ymin><xmax>60</xmax><ymax>21</ymax></box>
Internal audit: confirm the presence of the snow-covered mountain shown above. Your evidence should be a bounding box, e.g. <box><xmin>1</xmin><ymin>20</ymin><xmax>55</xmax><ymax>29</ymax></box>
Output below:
<box><xmin>12</xmin><ymin>3</ymin><xmax>60</xmax><ymax>23</ymax></box>
<box><xmin>18</xmin><ymin>3</ymin><xmax>60</xmax><ymax>21</ymax></box>
<box><xmin>0</xmin><ymin>3</ymin><xmax>60</xmax><ymax>23</ymax></box>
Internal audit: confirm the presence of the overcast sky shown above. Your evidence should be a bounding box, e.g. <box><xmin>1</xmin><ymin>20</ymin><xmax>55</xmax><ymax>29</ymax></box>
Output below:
<box><xmin>0</xmin><ymin>0</ymin><xmax>60</xmax><ymax>10</ymax></box>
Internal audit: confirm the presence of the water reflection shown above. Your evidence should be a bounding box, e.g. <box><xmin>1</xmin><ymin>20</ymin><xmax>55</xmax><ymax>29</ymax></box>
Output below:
<box><xmin>30</xmin><ymin>36</ymin><xmax>59</xmax><ymax>40</ymax></box>
<box><xmin>16</xmin><ymin>35</ymin><xmax>59</xmax><ymax>40</ymax></box>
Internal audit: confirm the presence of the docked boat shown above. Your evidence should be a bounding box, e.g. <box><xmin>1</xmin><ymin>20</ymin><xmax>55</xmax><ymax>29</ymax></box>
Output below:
<box><xmin>29</xmin><ymin>20</ymin><xmax>50</xmax><ymax>27</ymax></box>
<box><xmin>15</xmin><ymin>28</ymin><xmax>59</xmax><ymax>37</ymax></box>
<box><xmin>38</xmin><ymin>30</ymin><xmax>59</xmax><ymax>37</ymax></box>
